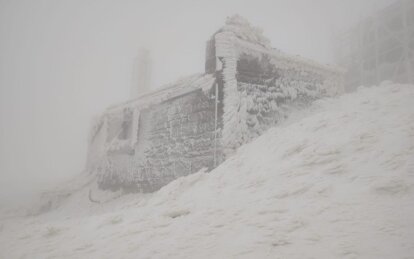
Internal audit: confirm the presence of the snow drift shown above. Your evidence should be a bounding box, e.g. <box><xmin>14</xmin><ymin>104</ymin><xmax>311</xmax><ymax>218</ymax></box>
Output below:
<box><xmin>1</xmin><ymin>82</ymin><xmax>413</xmax><ymax>258</ymax></box>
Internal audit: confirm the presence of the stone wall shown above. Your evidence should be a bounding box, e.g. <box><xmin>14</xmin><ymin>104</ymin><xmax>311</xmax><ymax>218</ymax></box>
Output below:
<box><xmin>213</xmin><ymin>18</ymin><xmax>343</xmax><ymax>153</ymax></box>
<box><xmin>96</xmin><ymin>83</ymin><xmax>223</xmax><ymax>192</ymax></box>
<box><xmin>235</xmin><ymin>52</ymin><xmax>331</xmax><ymax>142</ymax></box>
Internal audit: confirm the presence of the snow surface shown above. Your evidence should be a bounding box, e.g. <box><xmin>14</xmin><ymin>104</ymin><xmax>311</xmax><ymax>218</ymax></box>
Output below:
<box><xmin>1</xmin><ymin>82</ymin><xmax>414</xmax><ymax>258</ymax></box>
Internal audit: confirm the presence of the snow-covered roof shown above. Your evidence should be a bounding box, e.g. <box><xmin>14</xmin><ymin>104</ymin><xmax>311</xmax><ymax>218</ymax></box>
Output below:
<box><xmin>234</xmin><ymin>36</ymin><xmax>343</xmax><ymax>75</ymax></box>
<box><xmin>106</xmin><ymin>73</ymin><xmax>215</xmax><ymax>113</ymax></box>
<box><xmin>106</xmin><ymin>15</ymin><xmax>342</xmax><ymax>115</ymax></box>
<box><xmin>217</xmin><ymin>14</ymin><xmax>271</xmax><ymax>48</ymax></box>
<box><xmin>215</xmin><ymin>15</ymin><xmax>343</xmax><ymax>75</ymax></box>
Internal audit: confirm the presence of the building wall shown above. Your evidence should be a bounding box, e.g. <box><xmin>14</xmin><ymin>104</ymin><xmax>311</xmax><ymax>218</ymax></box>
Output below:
<box><xmin>235</xmin><ymin>53</ymin><xmax>328</xmax><ymax>142</ymax></box>
<box><xmin>214</xmin><ymin>30</ymin><xmax>343</xmax><ymax>153</ymax></box>
<box><xmin>95</xmin><ymin>86</ymin><xmax>222</xmax><ymax>192</ymax></box>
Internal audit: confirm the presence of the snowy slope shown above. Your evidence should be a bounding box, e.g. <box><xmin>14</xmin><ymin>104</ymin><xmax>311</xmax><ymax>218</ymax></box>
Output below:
<box><xmin>1</xmin><ymin>82</ymin><xmax>414</xmax><ymax>258</ymax></box>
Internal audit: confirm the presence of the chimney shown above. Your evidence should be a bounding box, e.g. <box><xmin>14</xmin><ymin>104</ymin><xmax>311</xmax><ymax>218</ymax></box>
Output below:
<box><xmin>131</xmin><ymin>48</ymin><xmax>152</xmax><ymax>98</ymax></box>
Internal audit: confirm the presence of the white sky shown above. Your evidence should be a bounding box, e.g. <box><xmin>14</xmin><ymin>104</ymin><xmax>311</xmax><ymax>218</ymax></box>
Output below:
<box><xmin>0</xmin><ymin>0</ymin><xmax>394</xmax><ymax>202</ymax></box>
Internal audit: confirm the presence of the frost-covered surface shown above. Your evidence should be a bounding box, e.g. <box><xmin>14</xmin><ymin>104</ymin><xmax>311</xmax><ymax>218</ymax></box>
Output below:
<box><xmin>215</xmin><ymin>16</ymin><xmax>343</xmax><ymax>153</ymax></box>
<box><xmin>219</xmin><ymin>15</ymin><xmax>271</xmax><ymax>48</ymax></box>
<box><xmin>107</xmin><ymin>73</ymin><xmax>215</xmax><ymax>113</ymax></box>
<box><xmin>86</xmin><ymin>74</ymin><xmax>216</xmax><ymax>189</ymax></box>
<box><xmin>86</xmin><ymin>72</ymin><xmax>218</xmax><ymax>192</ymax></box>
<box><xmin>1</xmin><ymin>83</ymin><xmax>413</xmax><ymax>258</ymax></box>
<box><xmin>88</xmin><ymin>73</ymin><xmax>215</xmax><ymax>153</ymax></box>
<box><xmin>87</xmin><ymin>73</ymin><xmax>215</xmax><ymax>163</ymax></box>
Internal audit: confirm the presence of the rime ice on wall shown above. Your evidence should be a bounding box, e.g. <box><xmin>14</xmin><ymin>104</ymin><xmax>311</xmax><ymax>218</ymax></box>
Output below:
<box><xmin>86</xmin><ymin>15</ymin><xmax>343</xmax><ymax>193</ymax></box>
<box><xmin>213</xmin><ymin>15</ymin><xmax>343</xmax><ymax>153</ymax></box>
<box><xmin>88</xmin><ymin>74</ymin><xmax>220</xmax><ymax>192</ymax></box>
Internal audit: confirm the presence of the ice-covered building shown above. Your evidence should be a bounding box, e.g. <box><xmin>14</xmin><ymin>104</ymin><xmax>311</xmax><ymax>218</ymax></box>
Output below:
<box><xmin>86</xmin><ymin>15</ymin><xmax>343</xmax><ymax>193</ymax></box>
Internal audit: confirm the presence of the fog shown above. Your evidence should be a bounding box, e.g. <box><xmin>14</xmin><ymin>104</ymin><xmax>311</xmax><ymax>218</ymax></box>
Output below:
<box><xmin>0</xmin><ymin>0</ymin><xmax>394</xmax><ymax>204</ymax></box>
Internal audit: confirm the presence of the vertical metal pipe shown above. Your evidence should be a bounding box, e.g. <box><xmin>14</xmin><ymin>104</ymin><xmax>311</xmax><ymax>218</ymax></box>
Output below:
<box><xmin>374</xmin><ymin>13</ymin><xmax>379</xmax><ymax>85</ymax></box>
<box><xmin>402</xmin><ymin>0</ymin><xmax>412</xmax><ymax>83</ymax></box>
<box><xmin>214</xmin><ymin>82</ymin><xmax>218</xmax><ymax>167</ymax></box>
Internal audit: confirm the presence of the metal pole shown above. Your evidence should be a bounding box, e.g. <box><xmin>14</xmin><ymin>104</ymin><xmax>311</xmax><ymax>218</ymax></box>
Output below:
<box><xmin>213</xmin><ymin>82</ymin><xmax>218</xmax><ymax>167</ymax></box>
<box><xmin>402</xmin><ymin>0</ymin><xmax>412</xmax><ymax>83</ymax></box>
<box><xmin>374</xmin><ymin>12</ymin><xmax>379</xmax><ymax>85</ymax></box>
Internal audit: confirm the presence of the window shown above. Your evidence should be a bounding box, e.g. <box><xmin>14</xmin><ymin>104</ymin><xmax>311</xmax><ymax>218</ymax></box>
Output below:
<box><xmin>118</xmin><ymin>108</ymin><xmax>133</xmax><ymax>140</ymax></box>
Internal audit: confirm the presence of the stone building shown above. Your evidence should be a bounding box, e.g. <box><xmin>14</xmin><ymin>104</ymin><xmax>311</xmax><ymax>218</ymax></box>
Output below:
<box><xmin>86</xmin><ymin>15</ymin><xmax>343</xmax><ymax>193</ymax></box>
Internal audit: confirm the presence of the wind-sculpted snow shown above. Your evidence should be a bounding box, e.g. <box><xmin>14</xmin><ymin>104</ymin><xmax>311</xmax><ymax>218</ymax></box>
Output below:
<box><xmin>1</xmin><ymin>83</ymin><xmax>414</xmax><ymax>258</ymax></box>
